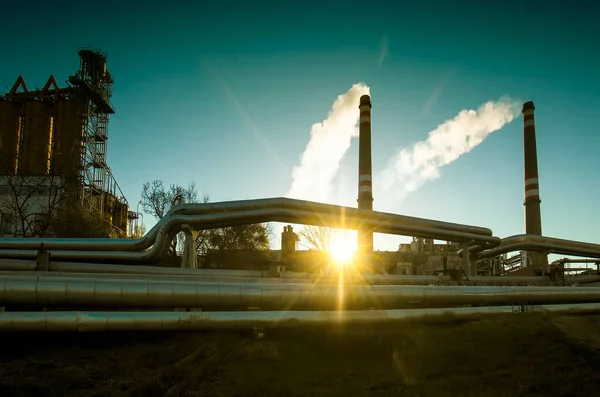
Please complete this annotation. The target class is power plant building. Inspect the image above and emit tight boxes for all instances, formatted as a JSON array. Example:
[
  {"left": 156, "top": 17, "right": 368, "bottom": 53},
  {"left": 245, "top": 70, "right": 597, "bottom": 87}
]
[{"left": 0, "top": 49, "right": 133, "bottom": 237}]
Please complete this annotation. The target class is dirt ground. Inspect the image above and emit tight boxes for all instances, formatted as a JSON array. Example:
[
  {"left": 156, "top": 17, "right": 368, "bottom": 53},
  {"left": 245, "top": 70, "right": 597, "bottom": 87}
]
[{"left": 1, "top": 313, "right": 599, "bottom": 397}]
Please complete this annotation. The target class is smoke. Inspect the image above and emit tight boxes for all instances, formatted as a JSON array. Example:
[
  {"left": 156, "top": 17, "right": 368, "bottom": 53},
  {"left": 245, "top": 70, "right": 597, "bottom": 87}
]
[
  {"left": 287, "top": 83, "right": 370, "bottom": 202},
  {"left": 381, "top": 96, "right": 521, "bottom": 195}
]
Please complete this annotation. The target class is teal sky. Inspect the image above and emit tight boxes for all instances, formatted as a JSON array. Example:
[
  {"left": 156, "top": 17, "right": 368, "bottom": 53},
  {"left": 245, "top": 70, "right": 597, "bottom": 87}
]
[{"left": 1, "top": 1, "right": 599, "bottom": 250}]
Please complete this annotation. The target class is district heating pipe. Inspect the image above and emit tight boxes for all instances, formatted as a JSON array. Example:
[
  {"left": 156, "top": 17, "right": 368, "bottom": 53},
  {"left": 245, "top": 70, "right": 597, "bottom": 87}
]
[
  {"left": 3, "top": 275, "right": 600, "bottom": 310},
  {"left": 476, "top": 234, "right": 600, "bottom": 259},
  {"left": 0, "top": 270, "right": 567, "bottom": 286},
  {"left": 0, "top": 198, "right": 493, "bottom": 252},
  {"left": 5, "top": 260, "right": 600, "bottom": 286},
  {"left": 0, "top": 209, "right": 500, "bottom": 263},
  {"left": 0, "top": 259, "right": 556, "bottom": 284},
  {"left": 2, "top": 303, "right": 600, "bottom": 332},
  {"left": 458, "top": 234, "right": 600, "bottom": 260},
  {"left": 6, "top": 268, "right": 598, "bottom": 285}
]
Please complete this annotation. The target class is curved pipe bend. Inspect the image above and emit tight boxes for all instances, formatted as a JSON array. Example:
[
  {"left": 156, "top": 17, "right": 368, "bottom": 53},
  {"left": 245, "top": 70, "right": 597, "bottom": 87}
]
[
  {"left": 476, "top": 234, "right": 600, "bottom": 259},
  {"left": 0, "top": 207, "right": 500, "bottom": 263},
  {"left": 0, "top": 197, "right": 496, "bottom": 257}
]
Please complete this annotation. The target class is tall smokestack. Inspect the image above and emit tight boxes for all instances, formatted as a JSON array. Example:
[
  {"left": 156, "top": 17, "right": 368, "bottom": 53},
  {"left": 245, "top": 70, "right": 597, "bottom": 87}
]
[
  {"left": 358, "top": 94, "right": 373, "bottom": 254},
  {"left": 522, "top": 101, "right": 547, "bottom": 268},
  {"left": 522, "top": 101, "right": 542, "bottom": 235}
]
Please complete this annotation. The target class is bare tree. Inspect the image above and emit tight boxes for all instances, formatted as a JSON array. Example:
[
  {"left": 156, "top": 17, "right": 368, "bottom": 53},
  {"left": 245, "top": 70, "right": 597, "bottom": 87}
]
[
  {"left": 0, "top": 172, "right": 72, "bottom": 237},
  {"left": 299, "top": 225, "right": 332, "bottom": 251},
  {"left": 0, "top": 171, "right": 112, "bottom": 238},
  {"left": 141, "top": 180, "right": 206, "bottom": 254},
  {"left": 141, "top": 180, "right": 203, "bottom": 219},
  {"left": 139, "top": 179, "right": 273, "bottom": 258}
]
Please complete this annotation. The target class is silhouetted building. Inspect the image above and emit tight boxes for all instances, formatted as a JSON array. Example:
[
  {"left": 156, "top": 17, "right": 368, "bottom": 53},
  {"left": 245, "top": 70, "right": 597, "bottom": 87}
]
[{"left": 0, "top": 49, "right": 134, "bottom": 236}]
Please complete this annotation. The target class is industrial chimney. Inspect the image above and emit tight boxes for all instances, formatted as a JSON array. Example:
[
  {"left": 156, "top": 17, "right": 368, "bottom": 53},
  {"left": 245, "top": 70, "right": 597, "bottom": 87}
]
[
  {"left": 522, "top": 101, "right": 542, "bottom": 235},
  {"left": 522, "top": 101, "right": 547, "bottom": 268},
  {"left": 357, "top": 94, "right": 373, "bottom": 255}
]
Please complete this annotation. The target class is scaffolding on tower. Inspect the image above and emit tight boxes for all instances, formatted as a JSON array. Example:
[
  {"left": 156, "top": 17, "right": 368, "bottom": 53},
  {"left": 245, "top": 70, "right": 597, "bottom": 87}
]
[
  {"left": 0, "top": 48, "right": 133, "bottom": 236},
  {"left": 67, "top": 48, "right": 115, "bottom": 213}
]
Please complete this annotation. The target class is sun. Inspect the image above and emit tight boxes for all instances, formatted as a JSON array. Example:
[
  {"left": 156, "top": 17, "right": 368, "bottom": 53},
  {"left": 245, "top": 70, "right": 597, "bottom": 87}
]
[{"left": 328, "top": 232, "right": 356, "bottom": 264}]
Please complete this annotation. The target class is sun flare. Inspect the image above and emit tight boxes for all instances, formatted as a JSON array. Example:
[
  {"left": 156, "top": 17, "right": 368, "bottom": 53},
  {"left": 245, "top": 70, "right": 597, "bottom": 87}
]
[{"left": 328, "top": 232, "right": 356, "bottom": 264}]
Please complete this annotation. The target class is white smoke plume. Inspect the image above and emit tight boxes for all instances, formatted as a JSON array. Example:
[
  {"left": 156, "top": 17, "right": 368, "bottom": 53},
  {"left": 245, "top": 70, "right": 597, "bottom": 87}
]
[
  {"left": 287, "top": 83, "right": 370, "bottom": 202},
  {"left": 381, "top": 96, "right": 521, "bottom": 195}
]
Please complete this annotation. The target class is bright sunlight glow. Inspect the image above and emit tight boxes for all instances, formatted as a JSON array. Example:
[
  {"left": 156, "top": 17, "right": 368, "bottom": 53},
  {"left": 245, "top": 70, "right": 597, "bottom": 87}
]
[{"left": 328, "top": 232, "right": 356, "bottom": 264}]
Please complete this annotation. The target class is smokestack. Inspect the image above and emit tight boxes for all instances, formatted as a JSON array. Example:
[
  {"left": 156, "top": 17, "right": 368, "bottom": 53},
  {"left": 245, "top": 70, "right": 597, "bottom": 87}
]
[
  {"left": 522, "top": 101, "right": 542, "bottom": 235},
  {"left": 522, "top": 101, "right": 548, "bottom": 269},
  {"left": 358, "top": 94, "right": 373, "bottom": 254}
]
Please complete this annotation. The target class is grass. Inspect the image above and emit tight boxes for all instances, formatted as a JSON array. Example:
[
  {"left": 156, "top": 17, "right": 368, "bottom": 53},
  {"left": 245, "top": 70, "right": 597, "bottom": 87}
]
[{"left": 1, "top": 313, "right": 600, "bottom": 396}]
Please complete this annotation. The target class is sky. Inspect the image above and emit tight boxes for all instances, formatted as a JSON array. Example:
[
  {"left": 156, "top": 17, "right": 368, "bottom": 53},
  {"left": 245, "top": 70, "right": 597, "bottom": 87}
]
[{"left": 1, "top": 1, "right": 599, "bottom": 252}]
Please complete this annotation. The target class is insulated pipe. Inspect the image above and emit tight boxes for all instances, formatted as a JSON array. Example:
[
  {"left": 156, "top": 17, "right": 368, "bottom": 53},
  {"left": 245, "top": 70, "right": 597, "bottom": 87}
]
[
  {"left": 0, "top": 270, "right": 561, "bottom": 286},
  {"left": 552, "top": 258, "right": 600, "bottom": 265},
  {"left": 0, "top": 259, "right": 270, "bottom": 277},
  {"left": 2, "top": 303, "right": 600, "bottom": 332},
  {"left": 0, "top": 271, "right": 324, "bottom": 284},
  {"left": 0, "top": 209, "right": 500, "bottom": 263},
  {"left": 168, "top": 198, "right": 492, "bottom": 236},
  {"left": 0, "top": 259, "right": 555, "bottom": 284},
  {"left": 0, "top": 197, "right": 493, "bottom": 252},
  {"left": 3, "top": 275, "right": 600, "bottom": 309},
  {"left": 478, "top": 234, "right": 600, "bottom": 259},
  {"left": 567, "top": 274, "right": 600, "bottom": 284}
]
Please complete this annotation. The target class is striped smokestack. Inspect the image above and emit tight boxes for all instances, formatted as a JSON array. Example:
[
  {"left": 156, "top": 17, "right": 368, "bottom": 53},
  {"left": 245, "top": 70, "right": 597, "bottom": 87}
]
[
  {"left": 522, "top": 101, "right": 548, "bottom": 269},
  {"left": 358, "top": 94, "right": 373, "bottom": 254},
  {"left": 522, "top": 101, "right": 542, "bottom": 235}
]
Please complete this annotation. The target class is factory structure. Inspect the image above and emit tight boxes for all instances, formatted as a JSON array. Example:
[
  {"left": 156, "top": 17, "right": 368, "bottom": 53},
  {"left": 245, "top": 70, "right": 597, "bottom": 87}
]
[
  {"left": 201, "top": 96, "right": 549, "bottom": 277},
  {"left": 3, "top": 51, "right": 600, "bottom": 337},
  {"left": 275, "top": 97, "right": 548, "bottom": 276},
  {"left": 0, "top": 49, "right": 133, "bottom": 237},
  {"left": 0, "top": 46, "right": 550, "bottom": 275},
  {"left": 351, "top": 95, "right": 548, "bottom": 276}
]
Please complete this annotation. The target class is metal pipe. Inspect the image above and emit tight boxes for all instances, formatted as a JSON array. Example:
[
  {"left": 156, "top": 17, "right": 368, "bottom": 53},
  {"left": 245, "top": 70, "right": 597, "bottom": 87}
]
[
  {"left": 2, "top": 303, "right": 600, "bottom": 332},
  {"left": 44, "top": 261, "right": 266, "bottom": 277},
  {"left": 565, "top": 274, "right": 600, "bottom": 284},
  {"left": 0, "top": 209, "right": 500, "bottom": 263},
  {"left": 0, "top": 271, "right": 319, "bottom": 284},
  {"left": 0, "top": 259, "right": 554, "bottom": 284},
  {"left": 169, "top": 198, "right": 493, "bottom": 236},
  {"left": 0, "top": 270, "right": 562, "bottom": 286},
  {"left": 0, "top": 259, "right": 36, "bottom": 271},
  {"left": 552, "top": 258, "right": 600, "bottom": 264},
  {"left": 478, "top": 234, "right": 600, "bottom": 259},
  {"left": 3, "top": 275, "right": 600, "bottom": 310},
  {"left": 0, "top": 197, "right": 494, "bottom": 253},
  {"left": 457, "top": 245, "right": 484, "bottom": 257}
]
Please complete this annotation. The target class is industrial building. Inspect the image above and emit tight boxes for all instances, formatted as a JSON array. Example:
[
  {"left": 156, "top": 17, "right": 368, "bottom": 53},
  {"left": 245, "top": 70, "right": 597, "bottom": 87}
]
[
  {"left": 141, "top": 95, "right": 549, "bottom": 278},
  {"left": 0, "top": 49, "right": 133, "bottom": 237}
]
